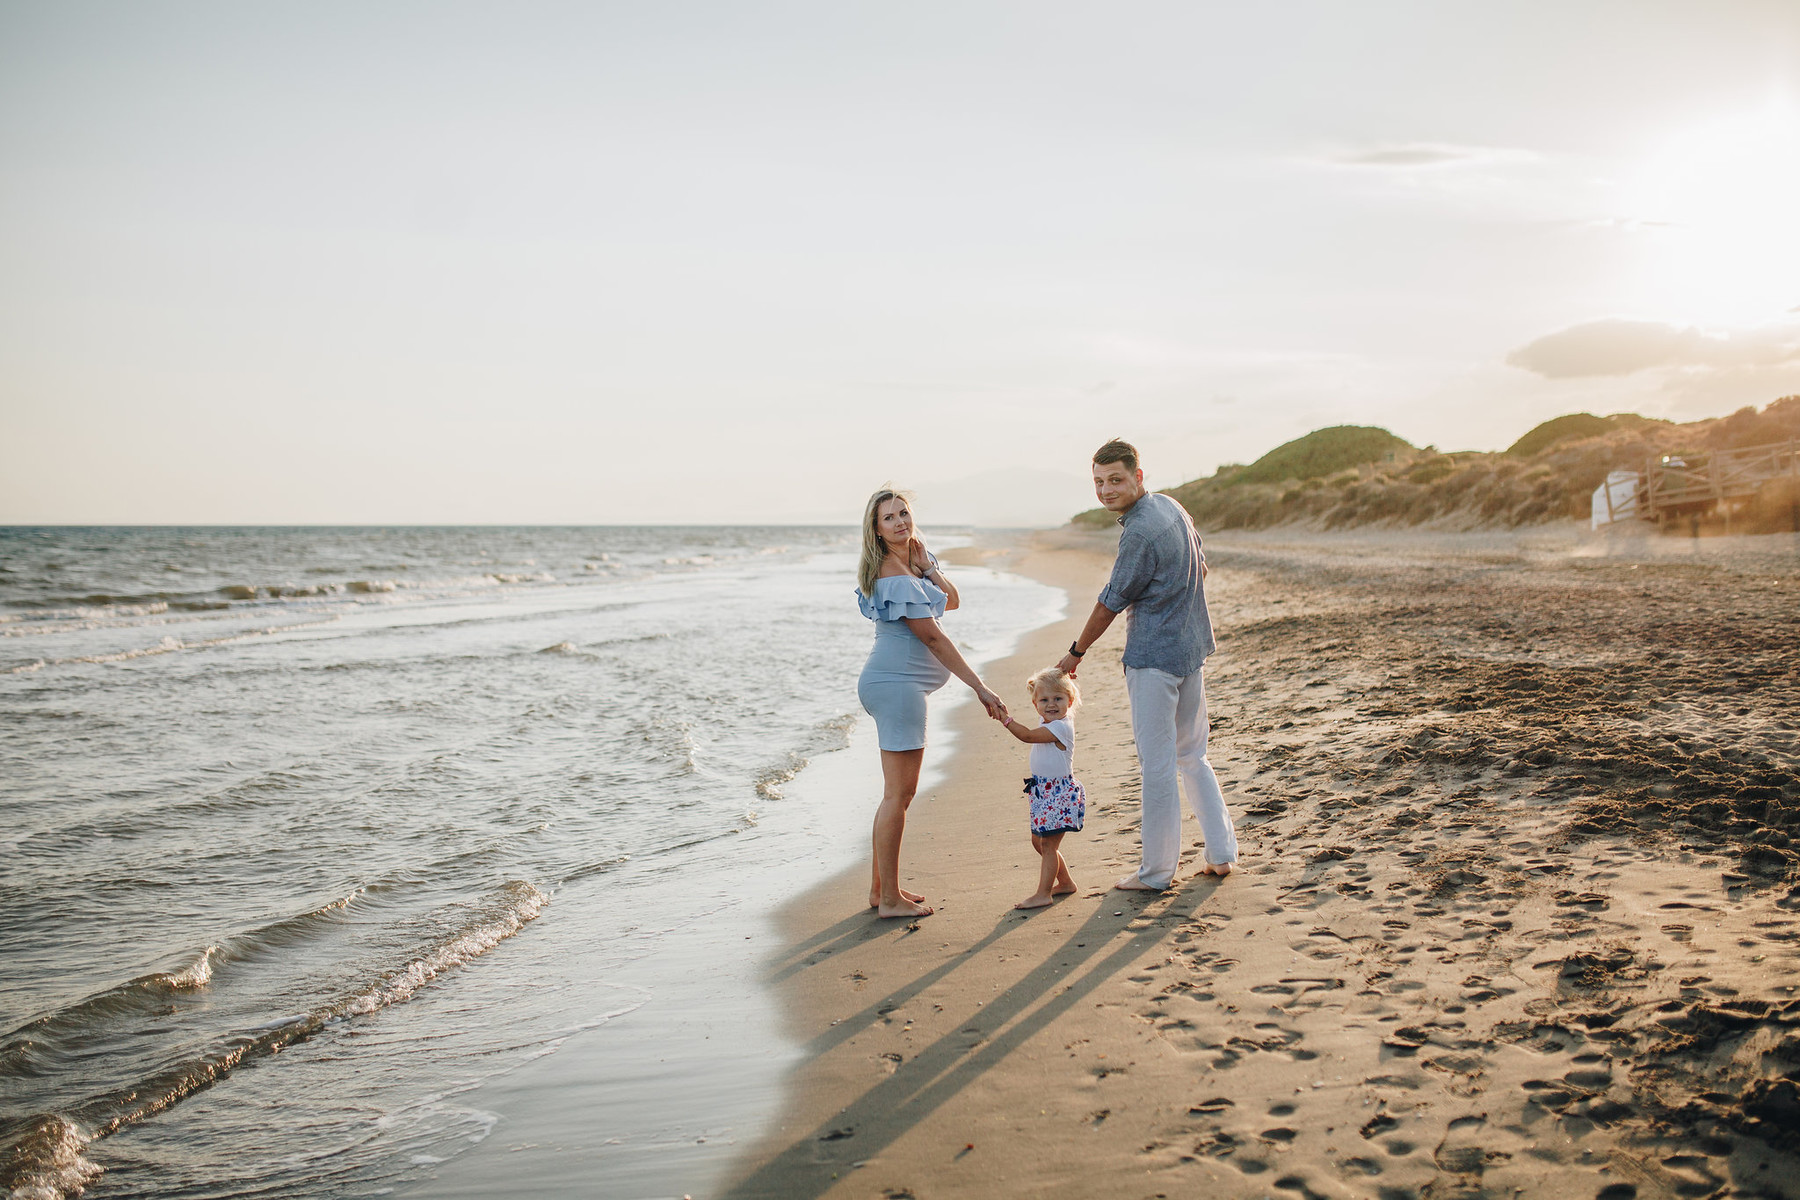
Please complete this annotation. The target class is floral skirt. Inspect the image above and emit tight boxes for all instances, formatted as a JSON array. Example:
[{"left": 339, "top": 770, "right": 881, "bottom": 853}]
[{"left": 1024, "top": 774, "right": 1086, "bottom": 835}]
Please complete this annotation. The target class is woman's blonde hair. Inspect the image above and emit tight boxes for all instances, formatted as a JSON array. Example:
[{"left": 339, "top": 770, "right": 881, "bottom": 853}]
[
  {"left": 858, "top": 486, "right": 914, "bottom": 596},
  {"left": 1026, "top": 666, "right": 1081, "bottom": 710}
]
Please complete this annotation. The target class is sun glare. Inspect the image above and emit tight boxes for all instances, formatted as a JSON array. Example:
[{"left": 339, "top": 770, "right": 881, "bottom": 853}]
[{"left": 1631, "top": 101, "right": 1800, "bottom": 324}]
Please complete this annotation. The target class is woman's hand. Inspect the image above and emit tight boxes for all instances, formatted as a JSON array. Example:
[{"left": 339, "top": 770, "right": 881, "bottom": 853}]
[
  {"left": 976, "top": 686, "right": 1008, "bottom": 723},
  {"left": 907, "top": 536, "right": 932, "bottom": 577}
]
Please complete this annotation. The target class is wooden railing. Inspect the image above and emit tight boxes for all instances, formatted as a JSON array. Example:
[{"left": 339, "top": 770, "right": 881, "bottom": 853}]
[{"left": 1642, "top": 439, "right": 1799, "bottom": 518}]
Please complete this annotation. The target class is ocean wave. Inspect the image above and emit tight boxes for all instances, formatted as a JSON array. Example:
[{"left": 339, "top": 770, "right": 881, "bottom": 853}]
[
  {"left": 752, "top": 712, "right": 858, "bottom": 801},
  {"left": 0, "top": 889, "right": 362, "bottom": 1078},
  {"left": 3, "top": 568, "right": 568, "bottom": 623},
  {"left": 1, "top": 605, "right": 276, "bottom": 638},
  {"left": 560, "top": 855, "right": 631, "bottom": 885},
  {"left": 339, "top": 881, "right": 547, "bottom": 1015},
  {"left": 753, "top": 751, "right": 807, "bottom": 802},
  {"left": 0, "top": 882, "right": 547, "bottom": 1200},
  {"left": 3, "top": 592, "right": 180, "bottom": 612},
  {"left": 0, "top": 1116, "right": 101, "bottom": 1200},
  {"left": 10, "top": 619, "right": 339, "bottom": 672},
  {"left": 534, "top": 630, "right": 671, "bottom": 659}
]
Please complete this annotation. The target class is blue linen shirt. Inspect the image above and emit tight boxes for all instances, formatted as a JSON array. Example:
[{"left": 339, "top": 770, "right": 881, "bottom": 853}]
[{"left": 1096, "top": 492, "right": 1215, "bottom": 676}]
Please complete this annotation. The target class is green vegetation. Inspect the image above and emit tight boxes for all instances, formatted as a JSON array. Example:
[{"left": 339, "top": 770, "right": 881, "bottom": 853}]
[
  {"left": 1071, "top": 396, "right": 1800, "bottom": 532},
  {"left": 1229, "top": 425, "right": 1413, "bottom": 486},
  {"left": 1505, "top": 413, "right": 1612, "bottom": 457}
]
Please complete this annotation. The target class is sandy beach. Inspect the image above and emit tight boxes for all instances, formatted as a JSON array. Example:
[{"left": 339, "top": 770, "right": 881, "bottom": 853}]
[{"left": 723, "top": 525, "right": 1800, "bottom": 1200}]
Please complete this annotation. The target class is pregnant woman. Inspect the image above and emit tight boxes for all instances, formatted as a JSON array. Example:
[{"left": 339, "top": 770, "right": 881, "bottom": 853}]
[{"left": 857, "top": 487, "right": 1007, "bottom": 919}]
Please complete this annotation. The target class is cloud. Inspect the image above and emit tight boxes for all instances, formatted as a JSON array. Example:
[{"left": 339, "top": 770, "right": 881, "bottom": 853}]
[
  {"left": 1330, "top": 143, "right": 1540, "bottom": 170},
  {"left": 1506, "top": 318, "right": 1800, "bottom": 379}
]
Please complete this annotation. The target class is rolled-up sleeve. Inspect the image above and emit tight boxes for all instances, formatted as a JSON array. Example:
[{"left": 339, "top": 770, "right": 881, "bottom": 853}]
[{"left": 1098, "top": 532, "right": 1155, "bottom": 612}]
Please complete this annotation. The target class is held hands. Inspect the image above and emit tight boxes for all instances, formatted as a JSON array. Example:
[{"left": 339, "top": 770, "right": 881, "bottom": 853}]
[
  {"left": 976, "top": 686, "right": 1008, "bottom": 723},
  {"left": 1056, "top": 652, "right": 1081, "bottom": 677}
]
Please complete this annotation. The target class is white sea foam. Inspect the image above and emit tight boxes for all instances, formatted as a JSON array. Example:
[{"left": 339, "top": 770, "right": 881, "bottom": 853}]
[
  {"left": 339, "top": 882, "right": 548, "bottom": 1017},
  {"left": 28, "top": 619, "right": 339, "bottom": 670},
  {"left": 2, "top": 1116, "right": 102, "bottom": 1200},
  {"left": 162, "top": 947, "right": 219, "bottom": 991}
]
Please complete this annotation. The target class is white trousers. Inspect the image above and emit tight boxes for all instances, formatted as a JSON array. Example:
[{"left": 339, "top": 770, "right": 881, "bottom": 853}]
[{"left": 1124, "top": 666, "right": 1238, "bottom": 888}]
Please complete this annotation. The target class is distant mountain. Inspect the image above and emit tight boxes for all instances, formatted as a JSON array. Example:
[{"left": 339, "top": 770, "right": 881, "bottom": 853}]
[{"left": 1072, "top": 397, "right": 1800, "bottom": 532}]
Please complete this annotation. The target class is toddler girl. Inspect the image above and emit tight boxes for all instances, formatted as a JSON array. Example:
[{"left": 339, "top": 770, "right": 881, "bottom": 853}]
[{"left": 1000, "top": 667, "right": 1086, "bottom": 910}]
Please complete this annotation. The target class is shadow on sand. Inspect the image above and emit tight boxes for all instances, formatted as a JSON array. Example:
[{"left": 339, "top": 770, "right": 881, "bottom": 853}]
[{"left": 724, "top": 878, "right": 1225, "bottom": 1199}]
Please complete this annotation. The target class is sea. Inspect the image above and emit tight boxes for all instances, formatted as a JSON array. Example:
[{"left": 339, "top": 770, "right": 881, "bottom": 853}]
[{"left": 0, "top": 526, "right": 1064, "bottom": 1200}]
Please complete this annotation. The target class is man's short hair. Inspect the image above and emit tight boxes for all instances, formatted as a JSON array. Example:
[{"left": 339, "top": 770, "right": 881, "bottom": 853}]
[{"left": 1092, "top": 438, "right": 1139, "bottom": 474}]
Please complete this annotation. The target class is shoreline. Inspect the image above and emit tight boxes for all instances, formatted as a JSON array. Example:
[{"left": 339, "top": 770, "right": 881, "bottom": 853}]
[{"left": 722, "top": 526, "right": 1800, "bottom": 1200}]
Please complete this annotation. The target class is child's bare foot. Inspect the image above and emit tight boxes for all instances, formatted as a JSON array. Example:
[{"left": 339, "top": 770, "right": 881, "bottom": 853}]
[
  {"left": 1113, "top": 872, "right": 1165, "bottom": 891},
  {"left": 876, "top": 898, "right": 934, "bottom": 919},
  {"left": 1014, "top": 893, "right": 1053, "bottom": 910},
  {"left": 869, "top": 887, "right": 926, "bottom": 908},
  {"left": 1051, "top": 880, "right": 1077, "bottom": 896},
  {"left": 1200, "top": 862, "right": 1234, "bottom": 877}
]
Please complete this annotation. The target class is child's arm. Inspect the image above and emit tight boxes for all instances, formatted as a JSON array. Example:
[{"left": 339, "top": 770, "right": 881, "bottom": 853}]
[{"left": 1001, "top": 717, "right": 1066, "bottom": 750}]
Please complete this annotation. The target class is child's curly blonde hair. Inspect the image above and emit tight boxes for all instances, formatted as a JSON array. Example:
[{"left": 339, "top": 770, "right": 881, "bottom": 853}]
[{"left": 1026, "top": 666, "right": 1081, "bottom": 711}]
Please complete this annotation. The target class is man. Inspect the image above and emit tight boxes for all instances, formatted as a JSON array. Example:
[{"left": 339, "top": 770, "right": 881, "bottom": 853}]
[{"left": 1058, "top": 439, "right": 1238, "bottom": 890}]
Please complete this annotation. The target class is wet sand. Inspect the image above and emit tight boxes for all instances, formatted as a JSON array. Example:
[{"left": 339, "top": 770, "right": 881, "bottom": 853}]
[{"left": 723, "top": 524, "right": 1800, "bottom": 1200}]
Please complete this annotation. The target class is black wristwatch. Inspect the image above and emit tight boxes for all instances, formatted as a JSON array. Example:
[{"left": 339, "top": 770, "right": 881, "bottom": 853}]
[{"left": 1068, "top": 641, "right": 1086, "bottom": 658}]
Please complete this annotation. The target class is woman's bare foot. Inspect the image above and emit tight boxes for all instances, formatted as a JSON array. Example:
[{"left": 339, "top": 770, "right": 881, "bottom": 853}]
[
  {"left": 876, "top": 898, "right": 934, "bottom": 919},
  {"left": 1014, "top": 893, "right": 1053, "bottom": 910},
  {"left": 869, "top": 887, "right": 926, "bottom": 908},
  {"left": 1200, "top": 862, "right": 1234, "bottom": 877},
  {"left": 1113, "top": 873, "right": 1165, "bottom": 891},
  {"left": 1051, "top": 881, "right": 1077, "bottom": 896}
]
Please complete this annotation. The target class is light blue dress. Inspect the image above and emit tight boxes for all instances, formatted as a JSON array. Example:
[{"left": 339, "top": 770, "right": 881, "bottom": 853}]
[{"left": 856, "top": 574, "right": 951, "bottom": 752}]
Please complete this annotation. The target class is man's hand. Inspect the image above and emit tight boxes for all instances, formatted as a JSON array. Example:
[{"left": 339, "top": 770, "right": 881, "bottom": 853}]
[{"left": 1061, "top": 602, "right": 1117, "bottom": 680}]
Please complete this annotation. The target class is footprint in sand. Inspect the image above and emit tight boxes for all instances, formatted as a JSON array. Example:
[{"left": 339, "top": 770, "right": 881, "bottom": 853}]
[{"left": 1359, "top": 1114, "right": 1399, "bottom": 1139}]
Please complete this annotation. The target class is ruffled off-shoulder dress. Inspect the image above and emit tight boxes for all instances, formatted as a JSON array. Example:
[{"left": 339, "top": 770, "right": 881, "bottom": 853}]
[{"left": 856, "top": 574, "right": 951, "bottom": 752}]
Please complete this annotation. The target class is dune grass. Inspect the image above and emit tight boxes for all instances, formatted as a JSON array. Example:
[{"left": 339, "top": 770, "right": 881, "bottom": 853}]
[{"left": 1073, "top": 397, "right": 1800, "bottom": 532}]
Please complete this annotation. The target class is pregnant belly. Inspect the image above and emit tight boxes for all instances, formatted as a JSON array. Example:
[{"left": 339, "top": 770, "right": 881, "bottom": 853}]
[{"left": 860, "top": 630, "right": 951, "bottom": 691}]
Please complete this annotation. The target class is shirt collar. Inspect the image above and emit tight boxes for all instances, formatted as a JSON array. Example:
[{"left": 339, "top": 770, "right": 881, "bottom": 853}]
[{"left": 1116, "top": 491, "right": 1151, "bottom": 526}]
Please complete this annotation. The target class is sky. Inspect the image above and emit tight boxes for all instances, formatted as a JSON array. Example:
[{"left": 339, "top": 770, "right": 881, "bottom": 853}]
[{"left": 3, "top": 1, "right": 1800, "bottom": 526}]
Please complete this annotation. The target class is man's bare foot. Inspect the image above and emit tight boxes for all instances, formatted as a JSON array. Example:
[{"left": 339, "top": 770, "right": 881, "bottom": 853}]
[
  {"left": 876, "top": 899, "right": 934, "bottom": 919},
  {"left": 1051, "top": 881, "right": 1077, "bottom": 896},
  {"left": 1113, "top": 873, "right": 1165, "bottom": 891},
  {"left": 869, "top": 887, "right": 926, "bottom": 908},
  {"left": 1014, "top": 893, "right": 1053, "bottom": 910},
  {"left": 1200, "top": 862, "right": 1234, "bottom": 877}
]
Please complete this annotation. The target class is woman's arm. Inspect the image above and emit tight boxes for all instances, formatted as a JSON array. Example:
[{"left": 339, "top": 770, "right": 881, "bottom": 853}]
[
  {"left": 1001, "top": 717, "right": 1066, "bottom": 748},
  {"left": 910, "top": 540, "right": 959, "bottom": 610},
  {"left": 927, "top": 559, "right": 959, "bottom": 610},
  {"left": 902, "top": 615, "right": 1004, "bottom": 719}
]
